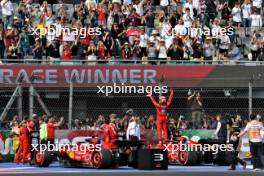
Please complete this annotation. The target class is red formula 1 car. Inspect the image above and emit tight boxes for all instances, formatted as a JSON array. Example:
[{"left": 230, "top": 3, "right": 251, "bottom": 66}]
[
  {"left": 149, "top": 135, "right": 232, "bottom": 166},
  {"left": 35, "top": 137, "right": 144, "bottom": 169},
  {"left": 149, "top": 136, "right": 202, "bottom": 166}
]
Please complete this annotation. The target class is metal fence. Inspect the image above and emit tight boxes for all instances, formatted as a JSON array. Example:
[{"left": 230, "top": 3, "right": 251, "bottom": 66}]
[{"left": 0, "top": 83, "right": 264, "bottom": 129}]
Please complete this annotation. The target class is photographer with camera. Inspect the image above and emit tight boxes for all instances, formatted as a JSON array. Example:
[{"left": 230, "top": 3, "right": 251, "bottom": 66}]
[{"left": 187, "top": 90, "right": 203, "bottom": 129}]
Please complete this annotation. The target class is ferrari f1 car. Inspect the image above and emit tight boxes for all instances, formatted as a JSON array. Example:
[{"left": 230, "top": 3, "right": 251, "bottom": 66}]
[
  {"left": 34, "top": 136, "right": 144, "bottom": 168},
  {"left": 149, "top": 135, "right": 232, "bottom": 166}
]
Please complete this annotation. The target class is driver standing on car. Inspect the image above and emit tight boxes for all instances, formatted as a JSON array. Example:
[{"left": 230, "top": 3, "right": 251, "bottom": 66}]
[{"left": 148, "top": 88, "right": 174, "bottom": 144}]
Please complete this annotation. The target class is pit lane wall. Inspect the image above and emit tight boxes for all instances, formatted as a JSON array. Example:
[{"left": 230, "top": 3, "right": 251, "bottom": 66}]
[
  {"left": 0, "top": 129, "right": 217, "bottom": 162},
  {"left": 0, "top": 65, "right": 264, "bottom": 88}
]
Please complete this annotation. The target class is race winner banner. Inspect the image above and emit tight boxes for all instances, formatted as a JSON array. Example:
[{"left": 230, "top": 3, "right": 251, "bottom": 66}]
[{"left": 0, "top": 65, "right": 214, "bottom": 88}]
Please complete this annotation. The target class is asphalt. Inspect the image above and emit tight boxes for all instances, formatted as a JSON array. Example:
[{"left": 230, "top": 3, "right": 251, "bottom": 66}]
[{"left": 0, "top": 162, "right": 263, "bottom": 176}]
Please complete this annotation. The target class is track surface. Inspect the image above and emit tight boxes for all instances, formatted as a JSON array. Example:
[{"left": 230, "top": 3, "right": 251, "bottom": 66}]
[{"left": 0, "top": 162, "right": 263, "bottom": 176}]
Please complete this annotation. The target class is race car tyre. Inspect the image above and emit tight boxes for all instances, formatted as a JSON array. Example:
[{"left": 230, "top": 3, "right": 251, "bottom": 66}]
[
  {"left": 178, "top": 150, "right": 198, "bottom": 166},
  {"left": 35, "top": 150, "right": 52, "bottom": 167},
  {"left": 92, "top": 149, "right": 113, "bottom": 168}
]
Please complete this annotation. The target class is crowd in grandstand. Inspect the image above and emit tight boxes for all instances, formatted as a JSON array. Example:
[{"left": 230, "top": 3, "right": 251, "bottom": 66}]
[{"left": 0, "top": 0, "right": 263, "bottom": 63}]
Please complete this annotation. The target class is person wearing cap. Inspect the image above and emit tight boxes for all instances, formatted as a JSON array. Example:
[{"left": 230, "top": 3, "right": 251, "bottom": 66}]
[
  {"left": 147, "top": 88, "right": 174, "bottom": 144},
  {"left": 149, "top": 30, "right": 160, "bottom": 47}
]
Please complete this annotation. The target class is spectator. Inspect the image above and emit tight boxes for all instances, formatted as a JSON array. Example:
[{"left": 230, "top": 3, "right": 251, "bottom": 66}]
[
  {"left": 177, "top": 115, "right": 188, "bottom": 129},
  {"left": 218, "top": 33, "right": 231, "bottom": 60},
  {"left": 203, "top": 37, "right": 214, "bottom": 62},
  {"left": 131, "top": 38, "right": 141, "bottom": 64},
  {"left": 209, "top": 115, "right": 218, "bottom": 129},
  {"left": 231, "top": 2, "right": 242, "bottom": 27},
  {"left": 250, "top": 8, "right": 262, "bottom": 32},
  {"left": 147, "top": 41, "right": 157, "bottom": 64},
  {"left": 229, "top": 43, "right": 241, "bottom": 61},
  {"left": 32, "top": 38, "right": 43, "bottom": 62},
  {"left": 157, "top": 39, "right": 167, "bottom": 64},
  {"left": 250, "top": 33, "right": 259, "bottom": 61},
  {"left": 17, "top": 28, "right": 31, "bottom": 59},
  {"left": 146, "top": 114, "right": 157, "bottom": 130},
  {"left": 214, "top": 114, "right": 228, "bottom": 143},
  {"left": 241, "top": 0, "right": 252, "bottom": 36},
  {"left": 187, "top": 91, "right": 203, "bottom": 129},
  {"left": 144, "top": 9, "right": 155, "bottom": 37},
  {"left": 1, "top": 0, "right": 14, "bottom": 29}
]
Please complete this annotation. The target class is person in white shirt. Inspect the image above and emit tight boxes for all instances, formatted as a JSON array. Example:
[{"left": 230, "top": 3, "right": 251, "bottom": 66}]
[
  {"left": 164, "top": 28, "right": 174, "bottom": 49},
  {"left": 139, "top": 27, "right": 148, "bottom": 57},
  {"left": 1, "top": 0, "right": 13, "bottom": 29},
  {"left": 250, "top": 10, "right": 262, "bottom": 32},
  {"left": 160, "top": 18, "right": 172, "bottom": 37},
  {"left": 241, "top": 0, "right": 252, "bottom": 35},
  {"left": 157, "top": 39, "right": 167, "bottom": 64},
  {"left": 219, "top": 34, "right": 231, "bottom": 59},
  {"left": 231, "top": 2, "right": 242, "bottom": 27},
  {"left": 126, "top": 116, "right": 141, "bottom": 141},
  {"left": 174, "top": 19, "right": 186, "bottom": 36},
  {"left": 238, "top": 114, "right": 264, "bottom": 171},
  {"left": 183, "top": 8, "right": 193, "bottom": 28}
]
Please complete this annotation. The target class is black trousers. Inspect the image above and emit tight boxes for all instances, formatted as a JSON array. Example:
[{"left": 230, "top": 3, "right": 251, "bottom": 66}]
[
  {"left": 250, "top": 142, "right": 263, "bottom": 169},
  {"left": 231, "top": 151, "right": 246, "bottom": 169}
]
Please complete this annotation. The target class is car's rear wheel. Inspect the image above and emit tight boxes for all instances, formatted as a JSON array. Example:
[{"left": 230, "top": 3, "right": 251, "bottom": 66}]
[
  {"left": 35, "top": 150, "right": 52, "bottom": 167},
  {"left": 92, "top": 149, "right": 113, "bottom": 168},
  {"left": 178, "top": 150, "right": 198, "bottom": 166}
]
